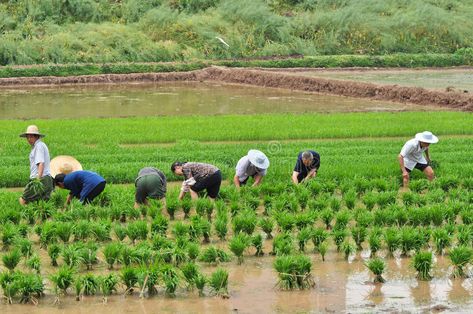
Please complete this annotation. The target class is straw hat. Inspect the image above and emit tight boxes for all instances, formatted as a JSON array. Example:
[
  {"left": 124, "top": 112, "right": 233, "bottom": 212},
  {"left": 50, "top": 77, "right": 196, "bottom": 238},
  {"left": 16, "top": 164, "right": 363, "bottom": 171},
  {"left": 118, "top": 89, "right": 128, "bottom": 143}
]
[
  {"left": 19, "top": 125, "right": 45, "bottom": 138},
  {"left": 415, "top": 131, "right": 439, "bottom": 144},
  {"left": 247, "top": 149, "right": 270, "bottom": 170},
  {"left": 50, "top": 155, "right": 83, "bottom": 177}
]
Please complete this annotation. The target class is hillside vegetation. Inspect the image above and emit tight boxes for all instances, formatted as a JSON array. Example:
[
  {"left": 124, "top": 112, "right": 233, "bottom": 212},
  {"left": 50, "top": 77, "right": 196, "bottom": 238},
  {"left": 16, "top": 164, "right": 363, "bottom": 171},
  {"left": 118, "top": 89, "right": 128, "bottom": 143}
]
[{"left": 1, "top": 0, "right": 473, "bottom": 65}]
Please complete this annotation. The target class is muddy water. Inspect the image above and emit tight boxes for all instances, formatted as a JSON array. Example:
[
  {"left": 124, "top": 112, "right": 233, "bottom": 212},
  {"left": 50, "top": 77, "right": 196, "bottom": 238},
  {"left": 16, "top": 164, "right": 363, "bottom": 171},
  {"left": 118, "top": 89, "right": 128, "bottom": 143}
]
[
  {"left": 0, "top": 82, "right": 439, "bottom": 119},
  {"left": 2, "top": 249, "right": 472, "bottom": 313},
  {"left": 278, "top": 68, "right": 473, "bottom": 92}
]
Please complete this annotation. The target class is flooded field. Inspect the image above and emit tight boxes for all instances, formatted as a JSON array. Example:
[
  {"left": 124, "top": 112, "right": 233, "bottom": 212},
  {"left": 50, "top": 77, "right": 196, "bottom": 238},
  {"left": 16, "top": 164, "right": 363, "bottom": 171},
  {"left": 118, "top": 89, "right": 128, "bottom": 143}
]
[
  {"left": 0, "top": 82, "right": 440, "bottom": 119},
  {"left": 276, "top": 68, "right": 473, "bottom": 92}
]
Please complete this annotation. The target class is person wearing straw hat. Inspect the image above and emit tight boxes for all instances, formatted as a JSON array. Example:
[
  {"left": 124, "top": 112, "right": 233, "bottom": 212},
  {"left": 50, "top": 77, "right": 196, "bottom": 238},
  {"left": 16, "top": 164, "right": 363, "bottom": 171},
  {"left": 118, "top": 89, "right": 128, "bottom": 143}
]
[
  {"left": 292, "top": 150, "right": 321, "bottom": 184},
  {"left": 54, "top": 170, "right": 106, "bottom": 205},
  {"left": 234, "top": 150, "right": 270, "bottom": 189},
  {"left": 134, "top": 167, "right": 167, "bottom": 209},
  {"left": 19, "top": 125, "right": 54, "bottom": 205},
  {"left": 398, "top": 131, "right": 439, "bottom": 188}
]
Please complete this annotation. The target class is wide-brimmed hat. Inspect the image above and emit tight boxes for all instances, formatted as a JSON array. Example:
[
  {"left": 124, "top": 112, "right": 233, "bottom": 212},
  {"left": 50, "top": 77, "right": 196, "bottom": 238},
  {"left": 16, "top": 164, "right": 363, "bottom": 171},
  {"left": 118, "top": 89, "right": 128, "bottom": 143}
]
[
  {"left": 415, "top": 131, "right": 439, "bottom": 144},
  {"left": 19, "top": 125, "right": 45, "bottom": 138},
  {"left": 50, "top": 155, "right": 83, "bottom": 177},
  {"left": 247, "top": 149, "right": 270, "bottom": 170}
]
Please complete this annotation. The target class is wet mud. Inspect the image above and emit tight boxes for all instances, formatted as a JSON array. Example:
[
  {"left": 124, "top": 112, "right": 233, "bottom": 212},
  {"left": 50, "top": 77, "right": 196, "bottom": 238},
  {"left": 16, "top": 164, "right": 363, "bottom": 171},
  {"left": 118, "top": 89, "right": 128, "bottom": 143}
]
[{"left": 0, "top": 67, "right": 472, "bottom": 111}]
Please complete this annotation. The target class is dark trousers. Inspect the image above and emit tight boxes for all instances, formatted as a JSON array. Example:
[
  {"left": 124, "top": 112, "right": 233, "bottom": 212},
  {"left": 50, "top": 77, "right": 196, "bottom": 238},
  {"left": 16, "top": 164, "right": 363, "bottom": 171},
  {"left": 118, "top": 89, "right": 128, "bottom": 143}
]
[{"left": 83, "top": 181, "right": 106, "bottom": 204}]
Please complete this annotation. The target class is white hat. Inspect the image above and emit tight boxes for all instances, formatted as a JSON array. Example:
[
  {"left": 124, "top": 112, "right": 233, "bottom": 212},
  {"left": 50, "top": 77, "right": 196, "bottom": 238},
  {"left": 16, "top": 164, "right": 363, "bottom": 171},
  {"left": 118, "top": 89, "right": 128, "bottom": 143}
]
[
  {"left": 247, "top": 149, "right": 270, "bottom": 170},
  {"left": 50, "top": 155, "right": 83, "bottom": 177},
  {"left": 19, "top": 125, "right": 45, "bottom": 138},
  {"left": 415, "top": 131, "right": 439, "bottom": 144}
]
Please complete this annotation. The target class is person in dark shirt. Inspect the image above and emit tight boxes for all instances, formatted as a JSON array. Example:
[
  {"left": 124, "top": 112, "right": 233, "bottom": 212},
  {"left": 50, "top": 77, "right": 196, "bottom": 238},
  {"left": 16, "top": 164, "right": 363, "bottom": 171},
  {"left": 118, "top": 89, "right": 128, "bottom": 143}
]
[
  {"left": 54, "top": 170, "right": 106, "bottom": 205},
  {"left": 134, "top": 167, "right": 167, "bottom": 209},
  {"left": 171, "top": 161, "right": 221, "bottom": 200},
  {"left": 292, "top": 150, "right": 320, "bottom": 184}
]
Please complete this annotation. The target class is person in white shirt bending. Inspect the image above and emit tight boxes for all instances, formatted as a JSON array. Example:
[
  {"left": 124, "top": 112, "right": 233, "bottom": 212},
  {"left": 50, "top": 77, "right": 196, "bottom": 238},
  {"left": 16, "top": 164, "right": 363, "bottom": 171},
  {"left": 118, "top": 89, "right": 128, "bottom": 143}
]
[
  {"left": 234, "top": 150, "right": 270, "bottom": 189},
  {"left": 398, "top": 131, "right": 438, "bottom": 188}
]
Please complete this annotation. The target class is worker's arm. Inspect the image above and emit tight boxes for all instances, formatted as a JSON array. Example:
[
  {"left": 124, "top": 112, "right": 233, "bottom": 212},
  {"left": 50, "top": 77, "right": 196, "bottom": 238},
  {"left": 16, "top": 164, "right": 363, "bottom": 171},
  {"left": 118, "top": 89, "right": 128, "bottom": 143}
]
[
  {"left": 292, "top": 171, "right": 300, "bottom": 184},
  {"left": 37, "top": 162, "right": 44, "bottom": 178},
  {"left": 253, "top": 174, "right": 263, "bottom": 187},
  {"left": 425, "top": 148, "right": 431, "bottom": 164},
  {"left": 233, "top": 175, "right": 241, "bottom": 189}
]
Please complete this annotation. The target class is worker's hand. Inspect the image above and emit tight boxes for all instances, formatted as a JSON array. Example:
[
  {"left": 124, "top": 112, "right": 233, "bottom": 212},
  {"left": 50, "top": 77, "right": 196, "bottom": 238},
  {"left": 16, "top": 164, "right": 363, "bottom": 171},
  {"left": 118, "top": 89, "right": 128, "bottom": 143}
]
[{"left": 402, "top": 171, "right": 409, "bottom": 181}]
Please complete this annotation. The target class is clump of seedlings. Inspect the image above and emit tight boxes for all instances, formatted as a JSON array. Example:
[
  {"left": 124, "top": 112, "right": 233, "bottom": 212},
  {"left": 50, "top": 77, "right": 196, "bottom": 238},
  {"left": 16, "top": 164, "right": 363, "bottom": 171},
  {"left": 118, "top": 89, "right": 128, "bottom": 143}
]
[
  {"left": 103, "top": 242, "right": 123, "bottom": 269},
  {"left": 209, "top": 268, "right": 229, "bottom": 298},
  {"left": 2, "top": 249, "right": 21, "bottom": 271},
  {"left": 271, "top": 232, "right": 294, "bottom": 256},
  {"left": 199, "top": 246, "right": 231, "bottom": 264},
  {"left": 384, "top": 228, "right": 401, "bottom": 257},
  {"left": 365, "top": 258, "right": 386, "bottom": 283},
  {"left": 412, "top": 251, "right": 433, "bottom": 281},
  {"left": 320, "top": 208, "right": 334, "bottom": 230},
  {"left": 99, "top": 273, "right": 119, "bottom": 303},
  {"left": 448, "top": 246, "right": 473, "bottom": 278},
  {"left": 341, "top": 240, "right": 356, "bottom": 261},
  {"left": 273, "top": 255, "right": 315, "bottom": 290},
  {"left": 161, "top": 264, "right": 180, "bottom": 296},
  {"left": 214, "top": 215, "right": 228, "bottom": 241},
  {"left": 50, "top": 266, "right": 75, "bottom": 297},
  {"left": 151, "top": 214, "right": 169, "bottom": 236},
  {"left": 180, "top": 198, "right": 193, "bottom": 219},
  {"left": 297, "top": 227, "right": 313, "bottom": 253},
  {"left": 432, "top": 227, "right": 451, "bottom": 255},
  {"left": 229, "top": 233, "right": 251, "bottom": 264},
  {"left": 232, "top": 209, "right": 257, "bottom": 235},
  {"left": 252, "top": 234, "right": 264, "bottom": 256},
  {"left": 259, "top": 217, "right": 274, "bottom": 239},
  {"left": 368, "top": 228, "right": 382, "bottom": 257},
  {"left": 121, "top": 266, "right": 138, "bottom": 294},
  {"left": 351, "top": 226, "right": 367, "bottom": 251},
  {"left": 166, "top": 198, "right": 179, "bottom": 220}
]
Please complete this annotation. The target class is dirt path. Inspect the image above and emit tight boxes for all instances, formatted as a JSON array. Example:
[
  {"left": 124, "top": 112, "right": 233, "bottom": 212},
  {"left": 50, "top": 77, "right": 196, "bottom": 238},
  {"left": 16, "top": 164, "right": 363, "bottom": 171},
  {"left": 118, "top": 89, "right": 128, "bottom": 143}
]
[{"left": 0, "top": 67, "right": 472, "bottom": 111}]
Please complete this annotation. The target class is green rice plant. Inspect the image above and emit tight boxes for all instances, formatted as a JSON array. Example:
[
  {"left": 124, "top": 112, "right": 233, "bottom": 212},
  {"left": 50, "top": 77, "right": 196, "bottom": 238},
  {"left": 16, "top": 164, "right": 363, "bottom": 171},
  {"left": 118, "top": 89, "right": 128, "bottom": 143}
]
[
  {"left": 448, "top": 246, "right": 473, "bottom": 278},
  {"left": 432, "top": 227, "right": 451, "bottom": 255},
  {"left": 342, "top": 240, "right": 356, "bottom": 260},
  {"left": 0, "top": 272, "right": 18, "bottom": 304},
  {"left": 355, "top": 210, "right": 374, "bottom": 228},
  {"left": 181, "top": 262, "right": 200, "bottom": 290},
  {"left": 62, "top": 244, "right": 82, "bottom": 268},
  {"left": 191, "top": 215, "right": 211, "bottom": 243},
  {"left": 2, "top": 223, "right": 18, "bottom": 248},
  {"left": 456, "top": 225, "right": 473, "bottom": 246},
  {"left": 80, "top": 274, "right": 98, "bottom": 296},
  {"left": 407, "top": 207, "right": 430, "bottom": 227},
  {"left": 297, "top": 227, "right": 313, "bottom": 253},
  {"left": 151, "top": 214, "right": 169, "bottom": 236},
  {"left": 368, "top": 228, "right": 382, "bottom": 257},
  {"left": 362, "top": 192, "right": 377, "bottom": 210},
  {"left": 14, "top": 237, "right": 33, "bottom": 259},
  {"left": 120, "top": 245, "right": 139, "bottom": 266},
  {"left": 437, "top": 176, "right": 460, "bottom": 192},
  {"left": 166, "top": 198, "right": 179, "bottom": 220},
  {"left": 17, "top": 224, "right": 29, "bottom": 238},
  {"left": 232, "top": 209, "right": 257, "bottom": 235},
  {"left": 330, "top": 197, "right": 342, "bottom": 211},
  {"left": 252, "top": 234, "right": 264, "bottom": 256},
  {"left": 170, "top": 243, "right": 188, "bottom": 266},
  {"left": 402, "top": 191, "right": 418, "bottom": 206},
  {"left": 73, "top": 220, "right": 91, "bottom": 241},
  {"left": 373, "top": 208, "right": 396, "bottom": 227},
  {"left": 50, "top": 266, "right": 75, "bottom": 295},
  {"left": 2, "top": 249, "right": 21, "bottom": 271},
  {"left": 195, "top": 273, "right": 207, "bottom": 297},
  {"left": 309, "top": 195, "right": 330, "bottom": 212},
  {"left": 365, "top": 258, "right": 386, "bottom": 283},
  {"left": 334, "top": 210, "right": 351, "bottom": 230},
  {"left": 295, "top": 212, "right": 315, "bottom": 231},
  {"left": 274, "top": 255, "right": 314, "bottom": 290},
  {"left": 121, "top": 266, "right": 138, "bottom": 294},
  {"left": 195, "top": 198, "right": 213, "bottom": 219},
  {"left": 230, "top": 201, "right": 241, "bottom": 217},
  {"left": 332, "top": 228, "right": 349, "bottom": 252},
  {"left": 263, "top": 195, "right": 273, "bottom": 216},
  {"left": 410, "top": 180, "right": 429, "bottom": 193},
  {"left": 137, "top": 265, "right": 160, "bottom": 297},
  {"left": 186, "top": 242, "right": 200, "bottom": 261},
  {"left": 103, "top": 242, "right": 123, "bottom": 270},
  {"left": 400, "top": 226, "right": 418, "bottom": 257},
  {"left": 318, "top": 241, "right": 328, "bottom": 262},
  {"left": 214, "top": 216, "right": 228, "bottom": 240},
  {"left": 180, "top": 198, "right": 193, "bottom": 219},
  {"left": 172, "top": 221, "right": 190, "bottom": 239},
  {"left": 417, "top": 227, "right": 431, "bottom": 250},
  {"left": 78, "top": 242, "right": 98, "bottom": 270},
  {"left": 99, "top": 273, "right": 119, "bottom": 302},
  {"left": 271, "top": 232, "right": 294, "bottom": 256},
  {"left": 394, "top": 208, "right": 408, "bottom": 227},
  {"left": 320, "top": 208, "right": 334, "bottom": 229},
  {"left": 274, "top": 210, "right": 296, "bottom": 233},
  {"left": 311, "top": 227, "right": 329, "bottom": 250},
  {"left": 343, "top": 189, "right": 357, "bottom": 210},
  {"left": 460, "top": 208, "right": 473, "bottom": 225},
  {"left": 412, "top": 251, "right": 433, "bottom": 281},
  {"left": 199, "top": 246, "right": 231, "bottom": 264},
  {"left": 48, "top": 244, "right": 61, "bottom": 266},
  {"left": 74, "top": 276, "right": 83, "bottom": 301},
  {"left": 229, "top": 233, "right": 251, "bottom": 264},
  {"left": 26, "top": 254, "right": 41, "bottom": 274},
  {"left": 259, "top": 217, "right": 274, "bottom": 239},
  {"left": 161, "top": 264, "right": 180, "bottom": 296},
  {"left": 56, "top": 222, "right": 73, "bottom": 243},
  {"left": 91, "top": 221, "right": 112, "bottom": 242},
  {"left": 426, "top": 188, "right": 446, "bottom": 204},
  {"left": 384, "top": 228, "right": 401, "bottom": 257},
  {"left": 113, "top": 223, "right": 127, "bottom": 241},
  {"left": 245, "top": 195, "right": 260, "bottom": 211},
  {"left": 376, "top": 192, "right": 397, "bottom": 208},
  {"left": 15, "top": 272, "right": 44, "bottom": 304},
  {"left": 296, "top": 188, "right": 310, "bottom": 209},
  {"left": 126, "top": 220, "right": 148, "bottom": 244},
  {"left": 351, "top": 226, "right": 367, "bottom": 251},
  {"left": 209, "top": 268, "right": 229, "bottom": 297}
]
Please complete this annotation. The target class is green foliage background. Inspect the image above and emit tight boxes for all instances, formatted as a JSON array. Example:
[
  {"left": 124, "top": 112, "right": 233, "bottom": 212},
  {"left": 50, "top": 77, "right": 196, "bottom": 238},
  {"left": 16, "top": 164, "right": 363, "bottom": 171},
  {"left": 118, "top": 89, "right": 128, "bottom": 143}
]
[{"left": 1, "top": 0, "right": 473, "bottom": 65}]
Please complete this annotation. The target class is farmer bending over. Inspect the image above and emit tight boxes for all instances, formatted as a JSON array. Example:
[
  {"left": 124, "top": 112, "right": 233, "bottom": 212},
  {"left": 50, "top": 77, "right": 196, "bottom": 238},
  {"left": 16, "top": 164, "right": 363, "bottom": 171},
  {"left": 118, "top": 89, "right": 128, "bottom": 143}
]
[
  {"left": 292, "top": 150, "right": 320, "bottom": 184},
  {"left": 171, "top": 161, "right": 222, "bottom": 201},
  {"left": 234, "top": 149, "right": 270, "bottom": 189},
  {"left": 54, "top": 170, "right": 106, "bottom": 205},
  {"left": 398, "top": 131, "right": 438, "bottom": 188},
  {"left": 134, "top": 167, "right": 167, "bottom": 209},
  {"left": 19, "top": 125, "right": 54, "bottom": 205}
]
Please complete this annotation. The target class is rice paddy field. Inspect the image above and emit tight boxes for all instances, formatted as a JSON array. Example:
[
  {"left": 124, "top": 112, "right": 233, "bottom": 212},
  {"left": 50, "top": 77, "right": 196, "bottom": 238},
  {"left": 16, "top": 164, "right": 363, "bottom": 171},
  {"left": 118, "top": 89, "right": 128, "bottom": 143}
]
[{"left": 0, "top": 81, "right": 473, "bottom": 313}]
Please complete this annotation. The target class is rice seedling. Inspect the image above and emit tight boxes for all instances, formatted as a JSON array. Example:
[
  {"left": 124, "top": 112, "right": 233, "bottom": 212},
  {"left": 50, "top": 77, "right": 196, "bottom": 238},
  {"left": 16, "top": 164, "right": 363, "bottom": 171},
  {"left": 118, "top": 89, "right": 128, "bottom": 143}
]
[
  {"left": 73, "top": 220, "right": 91, "bottom": 241},
  {"left": 191, "top": 215, "right": 212, "bottom": 243},
  {"left": 186, "top": 242, "right": 200, "bottom": 261},
  {"left": 113, "top": 223, "right": 127, "bottom": 241},
  {"left": 74, "top": 276, "right": 83, "bottom": 301},
  {"left": 274, "top": 210, "right": 296, "bottom": 233},
  {"left": 50, "top": 266, "right": 75, "bottom": 296},
  {"left": 2, "top": 249, "right": 21, "bottom": 271},
  {"left": 402, "top": 191, "right": 418, "bottom": 206},
  {"left": 332, "top": 228, "right": 349, "bottom": 252},
  {"left": 368, "top": 228, "right": 382, "bottom": 257},
  {"left": 209, "top": 268, "right": 229, "bottom": 298},
  {"left": 245, "top": 195, "right": 260, "bottom": 211},
  {"left": 274, "top": 255, "right": 314, "bottom": 290},
  {"left": 181, "top": 198, "right": 193, "bottom": 219},
  {"left": 181, "top": 262, "right": 200, "bottom": 290},
  {"left": 456, "top": 225, "right": 473, "bottom": 246},
  {"left": 195, "top": 198, "right": 214, "bottom": 220},
  {"left": 318, "top": 241, "right": 328, "bottom": 262},
  {"left": 432, "top": 227, "right": 451, "bottom": 255},
  {"left": 320, "top": 208, "right": 334, "bottom": 230},
  {"left": 460, "top": 208, "right": 473, "bottom": 225},
  {"left": 342, "top": 240, "right": 356, "bottom": 260},
  {"left": 232, "top": 209, "right": 257, "bottom": 235},
  {"left": 412, "top": 251, "right": 433, "bottom": 281},
  {"left": 449, "top": 246, "right": 473, "bottom": 278},
  {"left": 126, "top": 221, "right": 148, "bottom": 244},
  {"left": 14, "top": 237, "right": 33, "bottom": 259},
  {"left": 343, "top": 189, "right": 357, "bottom": 210},
  {"left": 80, "top": 274, "right": 98, "bottom": 296},
  {"left": 384, "top": 228, "right": 401, "bottom": 257},
  {"left": 334, "top": 210, "right": 351, "bottom": 230},
  {"left": 195, "top": 273, "right": 207, "bottom": 297},
  {"left": 311, "top": 227, "right": 329, "bottom": 250},
  {"left": 199, "top": 246, "right": 231, "bottom": 264},
  {"left": 99, "top": 273, "right": 119, "bottom": 303},
  {"left": 297, "top": 227, "right": 313, "bottom": 253},
  {"left": 78, "top": 242, "right": 98, "bottom": 270},
  {"left": 103, "top": 242, "right": 123, "bottom": 269},
  {"left": 296, "top": 188, "right": 310, "bottom": 209},
  {"left": 121, "top": 266, "right": 138, "bottom": 294},
  {"left": 362, "top": 192, "right": 377, "bottom": 210},
  {"left": 91, "top": 221, "right": 112, "bottom": 242},
  {"left": 56, "top": 222, "right": 73, "bottom": 243},
  {"left": 161, "top": 264, "right": 180, "bottom": 296},
  {"left": 295, "top": 212, "right": 315, "bottom": 231},
  {"left": 137, "top": 265, "right": 160, "bottom": 297},
  {"left": 120, "top": 245, "right": 139, "bottom": 267},
  {"left": 252, "top": 234, "right": 264, "bottom": 256},
  {"left": 259, "top": 217, "right": 274, "bottom": 239},
  {"left": 351, "top": 226, "right": 367, "bottom": 251},
  {"left": 271, "top": 232, "right": 294, "bottom": 256},
  {"left": 166, "top": 198, "right": 179, "bottom": 220},
  {"left": 0, "top": 272, "right": 18, "bottom": 304},
  {"left": 47, "top": 243, "right": 61, "bottom": 267},
  {"left": 26, "top": 254, "right": 41, "bottom": 274},
  {"left": 150, "top": 214, "right": 169, "bottom": 236},
  {"left": 172, "top": 221, "right": 190, "bottom": 239},
  {"left": 400, "top": 226, "right": 419, "bottom": 257},
  {"left": 365, "top": 258, "right": 386, "bottom": 283},
  {"left": 229, "top": 233, "right": 251, "bottom": 264},
  {"left": 16, "top": 272, "right": 44, "bottom": 304},
  {"left": 214, "top": 216, "right": 228, "bottom": 240},
  {"left": 2, "top": 223, "right": 18, "bottom": 248},
  {"left": 355, "top": 210, "right": 374, "bottom": 228}
]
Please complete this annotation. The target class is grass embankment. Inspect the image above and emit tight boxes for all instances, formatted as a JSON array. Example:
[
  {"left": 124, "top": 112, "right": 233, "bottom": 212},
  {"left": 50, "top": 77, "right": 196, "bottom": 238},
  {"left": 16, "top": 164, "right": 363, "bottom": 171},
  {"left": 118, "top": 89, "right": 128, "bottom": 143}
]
[{"left": 1, "top": 112, "right": 472, "bottom": 187}]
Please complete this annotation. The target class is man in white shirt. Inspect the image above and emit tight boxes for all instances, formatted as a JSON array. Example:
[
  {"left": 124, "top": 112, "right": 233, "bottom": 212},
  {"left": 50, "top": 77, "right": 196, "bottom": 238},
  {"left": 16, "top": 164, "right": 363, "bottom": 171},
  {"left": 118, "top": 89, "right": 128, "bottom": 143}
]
[
  {"left": 19, "top": 125, "right": 54, "bottom": 205},
  {"left": 398, "top": 131, "right": 438, "bottom": 188},
  {"left": 234, "top": 150, "right": 270, "bottom": 189}
]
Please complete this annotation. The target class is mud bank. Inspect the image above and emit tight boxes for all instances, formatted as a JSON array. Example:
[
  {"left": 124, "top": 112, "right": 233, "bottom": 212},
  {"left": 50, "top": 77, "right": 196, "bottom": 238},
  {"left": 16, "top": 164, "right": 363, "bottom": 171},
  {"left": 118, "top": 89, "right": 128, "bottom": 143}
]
[{"left": 0, "top": 67, "right": 472, "bottom": 111}]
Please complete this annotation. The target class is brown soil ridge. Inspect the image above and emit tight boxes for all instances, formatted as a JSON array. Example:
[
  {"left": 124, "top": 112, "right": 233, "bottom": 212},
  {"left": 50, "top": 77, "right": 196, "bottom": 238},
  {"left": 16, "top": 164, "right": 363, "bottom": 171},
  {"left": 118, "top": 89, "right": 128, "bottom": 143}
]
[{"left": 0, "top": 66, "right": 472, "bottom": 111}]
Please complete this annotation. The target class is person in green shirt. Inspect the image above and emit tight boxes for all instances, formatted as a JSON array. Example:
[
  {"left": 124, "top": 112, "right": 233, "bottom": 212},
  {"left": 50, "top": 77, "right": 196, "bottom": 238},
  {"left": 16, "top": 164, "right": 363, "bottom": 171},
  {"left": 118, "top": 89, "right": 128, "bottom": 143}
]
[{"left": 134, "top": 167, "right": 167, "bottom": 209}]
